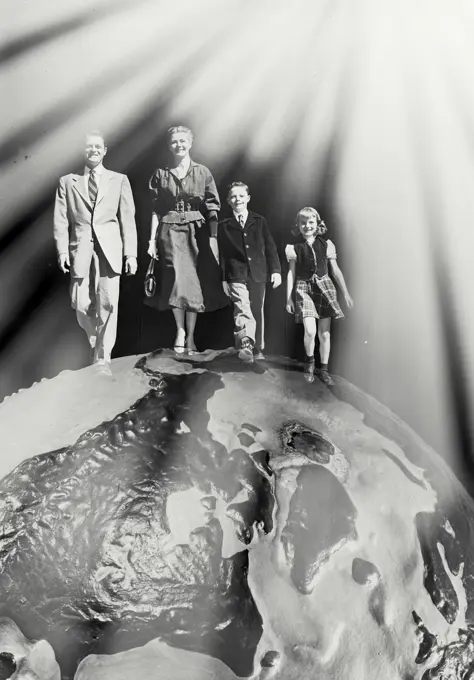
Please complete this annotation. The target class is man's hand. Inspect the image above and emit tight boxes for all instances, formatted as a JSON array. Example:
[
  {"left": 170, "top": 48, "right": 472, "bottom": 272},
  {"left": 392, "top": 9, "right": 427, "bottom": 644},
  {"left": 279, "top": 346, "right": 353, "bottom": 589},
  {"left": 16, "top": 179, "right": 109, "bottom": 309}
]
[
  {"left": 286, "top": 299, "right": 295, "bottom": 314},
  {"left": 125, "top": 256, "right": 137, "bottom": 276},
  {"left": 209, "top": 236, "right": 219, "bottom": 263},
  {"left": 58, "top": 254, "right": 70, "bottom": 274},
  {"left": 271, "top": 273, "right": 282, "bottom": 289}
]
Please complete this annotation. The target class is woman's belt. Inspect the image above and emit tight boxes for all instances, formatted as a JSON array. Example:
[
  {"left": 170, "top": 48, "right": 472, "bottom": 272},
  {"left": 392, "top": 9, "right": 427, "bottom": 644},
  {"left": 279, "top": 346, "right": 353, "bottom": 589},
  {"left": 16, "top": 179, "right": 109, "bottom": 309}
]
[{"left": 161, "top": 208, "right": 204, "bottom": 224}]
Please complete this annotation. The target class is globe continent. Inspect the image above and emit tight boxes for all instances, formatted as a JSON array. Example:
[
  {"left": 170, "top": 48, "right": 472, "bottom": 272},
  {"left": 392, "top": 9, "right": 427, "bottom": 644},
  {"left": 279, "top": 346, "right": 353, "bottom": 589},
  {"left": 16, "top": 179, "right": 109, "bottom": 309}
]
[{"left": 0, "top": 350, "right": 473, "bottom": 680}]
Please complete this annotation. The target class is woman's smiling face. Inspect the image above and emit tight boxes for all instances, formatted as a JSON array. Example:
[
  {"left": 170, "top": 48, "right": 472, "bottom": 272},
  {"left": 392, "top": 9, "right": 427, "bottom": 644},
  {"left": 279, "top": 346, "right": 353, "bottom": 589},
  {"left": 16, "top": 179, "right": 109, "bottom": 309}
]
[{"left": 169, "top": 132, "right": 192, "bottom": 158}]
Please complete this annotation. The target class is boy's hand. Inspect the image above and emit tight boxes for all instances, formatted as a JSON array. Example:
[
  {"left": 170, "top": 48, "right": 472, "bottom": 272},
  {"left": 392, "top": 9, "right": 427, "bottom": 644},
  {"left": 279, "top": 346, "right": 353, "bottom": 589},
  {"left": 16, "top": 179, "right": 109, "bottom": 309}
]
[
  {"left": 286, "top": 299, "right": 295, "bottom": 314},
  {"left": 344, "top": 293, "right": 354, "bottom": 309},
  {"left": 125, "top": 257, "right": 137, "bottom": 276},
  {"left": 271, "top": 273, "right": 282, "bottom": 289},
  {"left": 222, "top": 281, "right": 230, "bottom": 297}
]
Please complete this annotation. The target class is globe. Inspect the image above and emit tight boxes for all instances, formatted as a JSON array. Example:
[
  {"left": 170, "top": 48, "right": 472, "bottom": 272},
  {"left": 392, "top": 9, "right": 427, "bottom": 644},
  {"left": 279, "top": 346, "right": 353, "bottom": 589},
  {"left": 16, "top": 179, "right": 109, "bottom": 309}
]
[{"left": 0, "top": 349, "right": 473, "bottom": 680}]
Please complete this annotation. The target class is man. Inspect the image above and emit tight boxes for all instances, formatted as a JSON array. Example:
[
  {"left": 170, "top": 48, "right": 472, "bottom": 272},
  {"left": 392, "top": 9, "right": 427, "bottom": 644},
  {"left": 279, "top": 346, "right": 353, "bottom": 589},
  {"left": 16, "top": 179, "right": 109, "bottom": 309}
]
[{"left": 53, "top": 131, "right": 137, "bottom": 374}]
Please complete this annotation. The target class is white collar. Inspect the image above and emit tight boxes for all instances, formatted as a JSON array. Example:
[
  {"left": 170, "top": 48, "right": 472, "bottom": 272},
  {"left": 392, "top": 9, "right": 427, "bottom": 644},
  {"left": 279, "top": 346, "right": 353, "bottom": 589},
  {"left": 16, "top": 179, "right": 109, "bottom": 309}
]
[
  {"left": 84, "top": 163, "right": 104, "bottom": 176},
  {"left": 233, "top": 210, "right": 248, "bottom": 224}
]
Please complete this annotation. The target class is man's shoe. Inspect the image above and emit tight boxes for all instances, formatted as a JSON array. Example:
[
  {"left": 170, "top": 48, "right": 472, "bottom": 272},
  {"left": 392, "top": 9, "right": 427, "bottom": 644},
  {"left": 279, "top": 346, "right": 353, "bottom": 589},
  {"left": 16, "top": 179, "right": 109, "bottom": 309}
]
[{"left": 238, "top": 338, "right": 254, "bottom": 363}]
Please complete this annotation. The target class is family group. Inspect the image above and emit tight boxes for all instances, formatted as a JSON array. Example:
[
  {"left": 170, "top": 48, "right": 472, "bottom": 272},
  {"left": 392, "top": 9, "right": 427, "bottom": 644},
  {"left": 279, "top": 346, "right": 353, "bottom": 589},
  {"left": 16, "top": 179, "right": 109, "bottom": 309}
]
[{"left": 53, "top": 126, "right": 353, "bottom": 386}]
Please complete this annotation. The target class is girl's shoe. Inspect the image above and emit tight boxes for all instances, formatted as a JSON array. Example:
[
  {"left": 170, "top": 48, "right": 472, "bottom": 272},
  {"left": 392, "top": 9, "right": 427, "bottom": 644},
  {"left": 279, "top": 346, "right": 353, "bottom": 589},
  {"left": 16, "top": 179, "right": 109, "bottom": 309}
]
[
  {"left": 254, "top": 349, "right": 265, "bottom": 361},
  {"left": 173, "top": 345, "right": 186, "bottom": 355},
  {"left": 304, "top": 361, "right": 315, "bottom": 383},
  {"left": 319, "top": 369, "right": 334, "bottom": 386}
]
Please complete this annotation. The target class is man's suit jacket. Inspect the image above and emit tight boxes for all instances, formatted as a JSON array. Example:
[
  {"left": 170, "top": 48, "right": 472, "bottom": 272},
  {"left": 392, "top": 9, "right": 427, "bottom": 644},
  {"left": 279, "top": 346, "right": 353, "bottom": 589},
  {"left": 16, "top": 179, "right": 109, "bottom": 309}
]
[
  {"left": 218, "top": 211, "right": 281, "bottom": 283},
  {"left": 53, "top": 168, "right": 137, "bottom": 278}
]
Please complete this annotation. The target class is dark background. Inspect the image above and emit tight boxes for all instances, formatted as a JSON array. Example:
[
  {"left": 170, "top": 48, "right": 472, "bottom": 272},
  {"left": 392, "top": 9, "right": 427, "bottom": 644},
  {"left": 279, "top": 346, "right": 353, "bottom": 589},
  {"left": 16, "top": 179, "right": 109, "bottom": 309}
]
[
  {"left": 0, "top": 111, "right": 348, "bottom": 399},
  {"left": 115, "top": 118, "right": 344, "bottom": 364}
]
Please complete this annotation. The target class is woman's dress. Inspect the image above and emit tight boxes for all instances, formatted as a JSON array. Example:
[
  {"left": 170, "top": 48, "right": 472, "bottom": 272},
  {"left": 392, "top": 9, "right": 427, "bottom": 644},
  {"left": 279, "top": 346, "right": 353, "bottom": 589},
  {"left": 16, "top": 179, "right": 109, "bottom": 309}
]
[{"left": 145, "top": 161, "right": 228, "bottom": 313}]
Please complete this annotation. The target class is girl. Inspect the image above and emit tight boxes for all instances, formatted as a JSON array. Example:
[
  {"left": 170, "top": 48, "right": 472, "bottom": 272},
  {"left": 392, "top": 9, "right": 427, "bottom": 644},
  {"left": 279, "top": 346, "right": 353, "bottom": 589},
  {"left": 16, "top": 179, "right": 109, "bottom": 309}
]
[{"left": 286, "top": 207, "right": 353, "bottom": 386}]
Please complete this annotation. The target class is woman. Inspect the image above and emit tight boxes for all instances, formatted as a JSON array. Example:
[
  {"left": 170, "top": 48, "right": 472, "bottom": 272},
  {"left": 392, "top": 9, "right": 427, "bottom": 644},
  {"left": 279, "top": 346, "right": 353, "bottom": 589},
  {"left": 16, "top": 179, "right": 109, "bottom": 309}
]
[{"left": 146, "top": 126, "right": 228, "bottom": 353}]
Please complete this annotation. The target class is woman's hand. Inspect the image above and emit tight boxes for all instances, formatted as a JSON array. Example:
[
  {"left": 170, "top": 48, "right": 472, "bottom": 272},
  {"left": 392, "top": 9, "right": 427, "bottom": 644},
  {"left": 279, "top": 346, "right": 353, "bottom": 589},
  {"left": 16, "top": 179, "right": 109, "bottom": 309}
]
[
  {"left": 148, "top": 240, "right": 158, "bottom": 259},
  {"left": 209, "top": 236, "right": 219, "bottom": 263},
  {"left": 222, "top": 281, "right": 230, "bottom": 297},
  {"left": 286, "top": 299, "right": 295, "bottom": 314},
  {"left": 344, "top": 293, "right": 354, "bottom": 309}
]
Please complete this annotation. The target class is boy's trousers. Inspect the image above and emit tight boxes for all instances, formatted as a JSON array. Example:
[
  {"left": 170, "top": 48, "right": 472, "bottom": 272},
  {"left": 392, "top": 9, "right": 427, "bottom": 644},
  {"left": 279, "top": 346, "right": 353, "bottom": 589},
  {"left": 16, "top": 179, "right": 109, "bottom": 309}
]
[{"left": 228, "top": 280, "right": 266, "bottom": 350}]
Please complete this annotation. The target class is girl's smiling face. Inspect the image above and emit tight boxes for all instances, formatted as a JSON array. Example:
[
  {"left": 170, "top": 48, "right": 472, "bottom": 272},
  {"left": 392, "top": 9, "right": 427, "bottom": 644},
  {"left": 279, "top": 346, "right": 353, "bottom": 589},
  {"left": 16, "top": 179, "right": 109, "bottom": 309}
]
[{"left": 298, "top": 214, "right": 318, "bottom": 239}]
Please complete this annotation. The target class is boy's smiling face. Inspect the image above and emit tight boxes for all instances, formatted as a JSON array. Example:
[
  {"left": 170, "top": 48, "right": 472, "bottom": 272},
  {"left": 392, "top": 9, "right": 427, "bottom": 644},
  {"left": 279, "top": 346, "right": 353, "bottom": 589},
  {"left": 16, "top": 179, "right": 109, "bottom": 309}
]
[
  {"left": 227, "top": 187, "right": 250, "bottom": 214},
  {"left": 298, "top": 214, "right": 318, "bottom": 239}
]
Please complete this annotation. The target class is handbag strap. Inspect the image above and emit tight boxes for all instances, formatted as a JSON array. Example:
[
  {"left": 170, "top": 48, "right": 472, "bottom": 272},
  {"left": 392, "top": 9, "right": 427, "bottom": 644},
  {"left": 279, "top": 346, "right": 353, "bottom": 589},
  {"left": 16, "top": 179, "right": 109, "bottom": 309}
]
[{"left": 146, "top": 257, "right": 155, "bottom": 277}]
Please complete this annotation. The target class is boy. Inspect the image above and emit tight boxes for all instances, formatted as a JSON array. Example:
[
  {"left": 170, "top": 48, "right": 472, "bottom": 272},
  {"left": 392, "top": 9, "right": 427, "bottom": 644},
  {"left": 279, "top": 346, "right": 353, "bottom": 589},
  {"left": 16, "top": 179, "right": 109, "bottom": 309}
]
[{"left": 218, "top": 182, "right": 281, "bottom": 363}]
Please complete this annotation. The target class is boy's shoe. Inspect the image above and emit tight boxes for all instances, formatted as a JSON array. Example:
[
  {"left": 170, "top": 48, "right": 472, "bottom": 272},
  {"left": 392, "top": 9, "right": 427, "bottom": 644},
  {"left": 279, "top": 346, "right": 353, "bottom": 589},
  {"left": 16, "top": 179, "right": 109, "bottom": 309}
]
[
  {"left": 254, "top": 349, "right": 265, "bottom": 361},
  {"left": 304, "top": 361, "right": 315, "bottom": 383},
  {"left": 238, "top": 337, "right": 254, "bottom": 363},
  {"left": 318, "top": 369, "right": 334, "bottom": 386}
]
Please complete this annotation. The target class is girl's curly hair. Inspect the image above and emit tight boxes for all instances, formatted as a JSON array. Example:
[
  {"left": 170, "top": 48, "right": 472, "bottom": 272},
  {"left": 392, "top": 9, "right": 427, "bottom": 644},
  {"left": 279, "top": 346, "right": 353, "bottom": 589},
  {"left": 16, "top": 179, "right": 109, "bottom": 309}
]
[{"left": 291, "top": 207, "right": 327, "bottom": 237}]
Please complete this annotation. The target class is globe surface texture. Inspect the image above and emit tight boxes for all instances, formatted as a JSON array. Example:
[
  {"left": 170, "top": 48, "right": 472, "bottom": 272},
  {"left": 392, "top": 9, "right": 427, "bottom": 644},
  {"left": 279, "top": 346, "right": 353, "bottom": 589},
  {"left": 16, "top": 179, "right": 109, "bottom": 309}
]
[{"left": 0, "top": 349, "right": 473, "bottom": 680}]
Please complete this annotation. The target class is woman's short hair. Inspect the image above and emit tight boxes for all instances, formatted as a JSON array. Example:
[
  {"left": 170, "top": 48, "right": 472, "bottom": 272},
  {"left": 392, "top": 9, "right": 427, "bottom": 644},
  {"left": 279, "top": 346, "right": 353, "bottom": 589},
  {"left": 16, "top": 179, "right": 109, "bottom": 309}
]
[
  {"left": 293, "top": 207, "right": 327, "bottom": 236},
  {"left": 167, "top": 126, "right": 193, "bottom": 143}
]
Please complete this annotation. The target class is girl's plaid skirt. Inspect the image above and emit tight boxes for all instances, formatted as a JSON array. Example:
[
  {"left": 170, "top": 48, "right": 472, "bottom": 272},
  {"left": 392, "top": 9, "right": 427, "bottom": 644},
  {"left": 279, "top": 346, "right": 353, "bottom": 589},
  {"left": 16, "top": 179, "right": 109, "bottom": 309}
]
[{"left": 295, "top": 275, "right": 344, "bottom": 323}]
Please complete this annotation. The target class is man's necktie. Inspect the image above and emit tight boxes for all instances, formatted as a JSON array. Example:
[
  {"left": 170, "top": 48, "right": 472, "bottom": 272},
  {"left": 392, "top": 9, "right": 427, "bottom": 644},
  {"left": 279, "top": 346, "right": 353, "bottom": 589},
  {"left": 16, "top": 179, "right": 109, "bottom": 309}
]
[
  {"left": 239, "top": 214, "right": 245, "bottom": 228},
  {"left": 89, "top": 169, "right": 98, "bottom": 206}
]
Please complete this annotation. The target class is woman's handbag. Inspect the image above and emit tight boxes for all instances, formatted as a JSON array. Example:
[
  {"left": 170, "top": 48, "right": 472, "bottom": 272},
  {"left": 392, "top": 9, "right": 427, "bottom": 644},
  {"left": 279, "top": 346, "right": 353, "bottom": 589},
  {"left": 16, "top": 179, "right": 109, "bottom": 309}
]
[{"left": 144, "top": 257, "right": 157, "bottom": 298}]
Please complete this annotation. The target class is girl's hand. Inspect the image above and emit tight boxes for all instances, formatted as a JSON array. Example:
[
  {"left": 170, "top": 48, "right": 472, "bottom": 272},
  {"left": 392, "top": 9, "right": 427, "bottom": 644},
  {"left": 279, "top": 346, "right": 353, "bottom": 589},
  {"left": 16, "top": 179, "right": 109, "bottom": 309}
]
[
  {"left": 286, "top": 299, "right": 295, "bottom": 314},
  {"left": 209, "top": 236, "right": 219, "bottom": 263},
  {"left": 148, "top": 240, "right": 158, "bottom": 259},
  {"left": 344, "top": 293, "right": 354, "bottom": 309}
]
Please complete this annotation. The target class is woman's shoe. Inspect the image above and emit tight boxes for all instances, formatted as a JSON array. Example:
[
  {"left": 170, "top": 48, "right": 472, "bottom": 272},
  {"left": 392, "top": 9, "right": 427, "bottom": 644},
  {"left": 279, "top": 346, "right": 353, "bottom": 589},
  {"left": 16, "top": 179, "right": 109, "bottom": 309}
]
[
  {"left": 186, "top": 339, "right": 199, "bottom": 356},
  {"left": 174, "top": 330, "right": 186, "bottom": 354}
]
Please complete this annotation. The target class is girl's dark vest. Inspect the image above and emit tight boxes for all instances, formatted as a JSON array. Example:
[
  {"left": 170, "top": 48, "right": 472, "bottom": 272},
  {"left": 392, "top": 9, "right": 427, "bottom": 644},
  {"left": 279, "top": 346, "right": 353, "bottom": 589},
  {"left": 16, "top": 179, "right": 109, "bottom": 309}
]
[{"left": 294, "top": 237, "right": 329, "bottom": 280}]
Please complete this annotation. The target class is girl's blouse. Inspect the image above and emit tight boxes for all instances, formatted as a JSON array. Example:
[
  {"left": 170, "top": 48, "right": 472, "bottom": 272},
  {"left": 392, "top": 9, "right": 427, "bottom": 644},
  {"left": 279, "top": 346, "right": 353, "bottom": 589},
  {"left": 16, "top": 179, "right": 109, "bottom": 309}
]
[{"left": 285, "top": 237, "right": 337, "bottom": 279}]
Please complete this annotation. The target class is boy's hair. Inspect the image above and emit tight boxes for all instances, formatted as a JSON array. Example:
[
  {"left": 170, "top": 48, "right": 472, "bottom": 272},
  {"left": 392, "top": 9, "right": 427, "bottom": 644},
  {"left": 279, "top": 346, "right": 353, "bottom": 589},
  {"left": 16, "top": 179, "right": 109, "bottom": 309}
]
[
  {"left": 85, "top": 130, "right": 107, "bottom": 146},
  {"left": 227, "top": 181, "right": 250, "bottom": 198},
  {"left": 292, "top": 207, "right": 327, "bottom": 236},
  {"left": 167, "top": 125, "right": 194, "bottom": 142}
]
